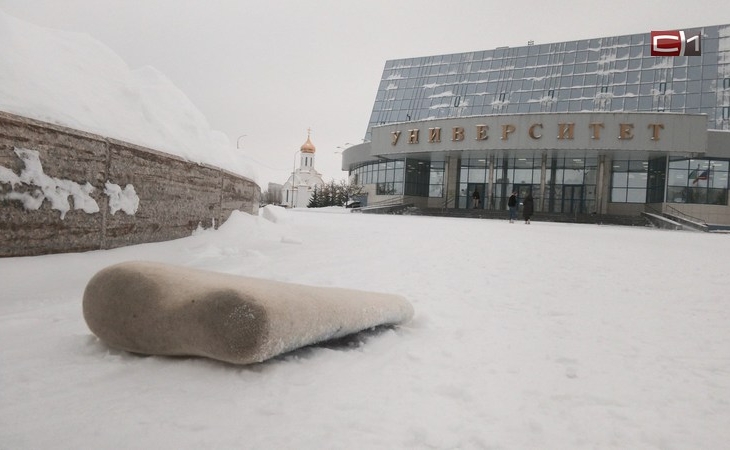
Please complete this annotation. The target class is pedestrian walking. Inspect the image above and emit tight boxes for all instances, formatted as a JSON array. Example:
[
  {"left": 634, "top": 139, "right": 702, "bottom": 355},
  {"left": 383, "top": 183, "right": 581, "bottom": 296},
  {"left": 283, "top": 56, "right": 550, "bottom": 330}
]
[{"left": 523, "top": 192, "right": 534, "bottom": 224}]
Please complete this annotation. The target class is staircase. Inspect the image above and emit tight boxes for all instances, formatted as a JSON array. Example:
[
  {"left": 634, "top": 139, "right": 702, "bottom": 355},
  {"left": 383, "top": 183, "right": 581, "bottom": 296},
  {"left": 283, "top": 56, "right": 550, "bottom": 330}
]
[
  {"left": 407, "top": 207, "right": 651, "bottom": 227},
  {"left": 352, "top": 201, "right": 728, "bottom": 231},
  {"left": 643, "top": 205, "right": 730, "bottom": 233}
]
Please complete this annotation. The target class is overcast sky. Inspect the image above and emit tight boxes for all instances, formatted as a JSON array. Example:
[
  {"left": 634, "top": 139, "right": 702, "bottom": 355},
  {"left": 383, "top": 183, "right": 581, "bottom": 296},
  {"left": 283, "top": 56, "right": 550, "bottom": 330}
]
[{"left": 1, "top": 0, "right": 729, "bottom": 187}]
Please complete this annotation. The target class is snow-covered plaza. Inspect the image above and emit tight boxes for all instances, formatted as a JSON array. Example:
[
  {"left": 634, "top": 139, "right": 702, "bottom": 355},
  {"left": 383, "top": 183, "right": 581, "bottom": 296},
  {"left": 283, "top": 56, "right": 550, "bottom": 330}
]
[{"left": 2, "top": 207, "right": 729, "bottom": 449}]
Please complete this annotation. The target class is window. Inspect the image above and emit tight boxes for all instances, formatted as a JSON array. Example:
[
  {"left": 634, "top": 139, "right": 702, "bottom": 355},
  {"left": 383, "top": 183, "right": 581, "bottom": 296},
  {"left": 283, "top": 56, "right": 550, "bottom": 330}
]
[
  {"left": 667, "top": 158, "right": 729, "bottom": 205},
  {"left": 353, "top": 160, "right": 408, "bottom": 195},
  {"left": 687, "top": 65, "right": 702, "bottom": 80},
  {"left": 610, "top": 159, "right": 648, "bottom": 203},
  {"left": 404, "top": 159, "right": 429, "bottom": 197},
  {"left": 647, "top": 157, "right": 667, "bottom": 203},
  {"left": 429, "top": 162, "right": 445, "bottom": 197}
]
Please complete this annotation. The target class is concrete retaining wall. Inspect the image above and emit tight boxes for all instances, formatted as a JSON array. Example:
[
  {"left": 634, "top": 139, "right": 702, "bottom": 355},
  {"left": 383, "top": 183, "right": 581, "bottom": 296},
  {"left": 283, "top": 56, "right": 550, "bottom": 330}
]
[{"left": 0, "top": 111, "right": 260, "bottom": 257}]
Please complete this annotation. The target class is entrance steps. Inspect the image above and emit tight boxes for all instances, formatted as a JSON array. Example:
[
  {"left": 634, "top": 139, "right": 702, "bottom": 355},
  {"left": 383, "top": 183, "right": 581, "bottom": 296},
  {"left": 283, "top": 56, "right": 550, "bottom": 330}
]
[
  {"left": 407, "top": 207, "right": 651, "bottom": 227},
  {"left": 350, "top": 202, "right": 726, "bottom": 231},
  {"left": 652, "top": 212, "right": 730, "bottom": 233}
]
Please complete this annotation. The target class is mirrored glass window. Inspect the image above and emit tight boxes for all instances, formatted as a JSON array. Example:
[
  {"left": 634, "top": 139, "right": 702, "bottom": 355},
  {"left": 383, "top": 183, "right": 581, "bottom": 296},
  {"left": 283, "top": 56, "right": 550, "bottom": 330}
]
[
  {"left": 666, "top": 158, "right": 729, "bottom": 204},
  {"left": 610, "top": 158, "right": 648, "bottom": 203},
  {"left": 365, "top": 25, "right": 730, "bottom": 141}
]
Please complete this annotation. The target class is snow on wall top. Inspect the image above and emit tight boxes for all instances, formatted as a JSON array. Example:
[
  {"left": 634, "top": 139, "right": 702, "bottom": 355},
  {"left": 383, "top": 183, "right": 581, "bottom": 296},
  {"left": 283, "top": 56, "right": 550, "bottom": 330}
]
[{"left": 0, "top": 9, "right": 256, "bottom": 181}]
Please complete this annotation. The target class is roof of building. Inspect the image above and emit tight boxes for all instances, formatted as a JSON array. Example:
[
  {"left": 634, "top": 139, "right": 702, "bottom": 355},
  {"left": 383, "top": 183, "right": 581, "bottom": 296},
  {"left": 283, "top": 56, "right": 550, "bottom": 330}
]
[{"left": 300, "top": 131, "right": 316, "bottom": 153}]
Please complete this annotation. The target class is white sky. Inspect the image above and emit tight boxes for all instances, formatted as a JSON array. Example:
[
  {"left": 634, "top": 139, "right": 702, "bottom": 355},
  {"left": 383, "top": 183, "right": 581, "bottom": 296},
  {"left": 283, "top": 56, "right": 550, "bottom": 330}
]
[{"left": 1, "top": 0, "right": 729, "bottom": 187}]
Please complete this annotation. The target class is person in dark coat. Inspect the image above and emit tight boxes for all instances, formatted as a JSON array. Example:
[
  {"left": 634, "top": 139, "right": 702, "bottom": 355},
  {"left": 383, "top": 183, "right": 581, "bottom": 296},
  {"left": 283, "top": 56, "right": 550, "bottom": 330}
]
[
  {"left": 523, "top": 192, "right": 534, "bottom": 224},
  {"left": 508, "top": 191, "right": 517, "bottom": 223},
  {"left": 472, "top": 188, "right": 481, "bottom": 209}
]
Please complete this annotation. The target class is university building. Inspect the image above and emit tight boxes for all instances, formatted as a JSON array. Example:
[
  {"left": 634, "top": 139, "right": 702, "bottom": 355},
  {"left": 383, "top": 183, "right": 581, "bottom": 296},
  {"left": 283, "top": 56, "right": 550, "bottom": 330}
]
[{"left": 341, "top": 24, "right": 730, "bottom": 226}]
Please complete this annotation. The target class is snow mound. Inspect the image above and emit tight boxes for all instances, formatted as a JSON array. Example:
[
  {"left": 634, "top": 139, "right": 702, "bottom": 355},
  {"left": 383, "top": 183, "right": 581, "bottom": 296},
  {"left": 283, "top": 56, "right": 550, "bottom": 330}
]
[
  {"left": 261, "top": 204, "right": 291, "bottom": 224},
  {"left": 0, "top": 9, "right": 257, "bottom": 181}
]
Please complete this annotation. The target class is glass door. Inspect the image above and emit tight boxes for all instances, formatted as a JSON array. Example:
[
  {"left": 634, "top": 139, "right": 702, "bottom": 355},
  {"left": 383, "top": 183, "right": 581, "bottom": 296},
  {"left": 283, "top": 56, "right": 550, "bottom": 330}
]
[
  {"left": 467, "top": 183, "right": 486, "bottom": 209},
  {"left": 513, "top": 184, "right": 533, "bottom": 201},
  {"left": 562, "top": 185, "right": 584, "bottom": 214}
]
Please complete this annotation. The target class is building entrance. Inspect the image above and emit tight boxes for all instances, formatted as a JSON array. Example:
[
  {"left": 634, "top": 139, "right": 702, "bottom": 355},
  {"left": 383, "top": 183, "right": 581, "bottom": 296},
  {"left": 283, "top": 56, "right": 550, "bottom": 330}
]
[
  {"left": 559, "top": 185, "right": 584, "bottom": 214},
  {"left": 466, "top": 183, "right": 486, "bottom": 209}
]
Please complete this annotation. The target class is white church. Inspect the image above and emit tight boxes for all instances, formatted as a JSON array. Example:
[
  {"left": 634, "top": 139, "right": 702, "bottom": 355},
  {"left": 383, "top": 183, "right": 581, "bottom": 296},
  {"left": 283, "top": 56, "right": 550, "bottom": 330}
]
[{"left": 282, "top": 131, "right": 325, "bottom": 208}]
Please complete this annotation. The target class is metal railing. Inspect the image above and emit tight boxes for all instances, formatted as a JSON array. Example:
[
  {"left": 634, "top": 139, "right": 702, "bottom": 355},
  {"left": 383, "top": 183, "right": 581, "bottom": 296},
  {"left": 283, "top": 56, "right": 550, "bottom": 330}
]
[
  {"left": 359, "top": 195, "right": 406, "bottom": 209},
  {"left": 662, "top": 203, "right": 708, "bottom": 225}
]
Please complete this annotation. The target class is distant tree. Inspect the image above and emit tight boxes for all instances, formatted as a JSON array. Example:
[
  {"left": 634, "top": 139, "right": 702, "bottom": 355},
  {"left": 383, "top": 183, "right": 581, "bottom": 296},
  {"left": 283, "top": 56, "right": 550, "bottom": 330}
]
[
  {"left": 340, "top": 179, "right": 364, "bottom": 205},
  {"left": 308, "top": 186, "right": 320, "bottom": 208},
  {"left": 307, "top": 180, "right": 364, "bottom": 208},
  {"left": 325, "top": 180, "right": 336, "bottom": 206}
]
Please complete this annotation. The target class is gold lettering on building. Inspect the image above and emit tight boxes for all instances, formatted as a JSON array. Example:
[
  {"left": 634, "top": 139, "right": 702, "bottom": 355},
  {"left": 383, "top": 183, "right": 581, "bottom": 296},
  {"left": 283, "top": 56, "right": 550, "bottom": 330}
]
[
  {"left": 528, "top": 123, "right": 543, "bottom": 139},
  {"left": 452, "top": 127, "right": 465, "bottom": 142},
  {"left": 619, "top": 123, "right": 634, "bottom": 140},
  {"left": 428, "top": 127, "right": 441, "bottom": 143},
  {"left": 589, "top": 122, "right": 605, "bottom": 140},
  {"left": 557, "top": 123, "right": 575, "bottom": 140},
  {"left": 648, "top": 123, "right": 664, "bottom": 141},
  {"left": 475, "top": 125, "right": 489, "bottom": 141},
  {"left": 501, "top": 124, "right": 516, "bottom": 140},
  {"left": 408, "top": 129, "right": 419, "bottom": 144},
  {"left": 390, "top": 120, "right": 666, "bottom": 146}
]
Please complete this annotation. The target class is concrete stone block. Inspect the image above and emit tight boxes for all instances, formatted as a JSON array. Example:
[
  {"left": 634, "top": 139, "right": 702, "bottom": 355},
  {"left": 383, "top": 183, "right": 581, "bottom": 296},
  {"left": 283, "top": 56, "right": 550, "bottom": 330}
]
[{"left": 83, "top": 261, "right": 414, "bottom": 365}]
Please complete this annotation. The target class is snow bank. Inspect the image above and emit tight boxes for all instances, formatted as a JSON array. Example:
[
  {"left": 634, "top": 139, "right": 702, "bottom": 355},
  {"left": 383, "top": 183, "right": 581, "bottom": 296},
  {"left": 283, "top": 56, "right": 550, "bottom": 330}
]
[
  {"left": 0, "top": 9, "right": 257, "bottom": 181},
  {"left": 261, "top": 204, "right": 291, "bottom": 224}
]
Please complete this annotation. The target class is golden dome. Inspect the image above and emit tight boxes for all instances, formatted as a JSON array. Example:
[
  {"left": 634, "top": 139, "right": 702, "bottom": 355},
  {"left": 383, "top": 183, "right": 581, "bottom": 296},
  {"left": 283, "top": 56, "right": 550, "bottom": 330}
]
[{"left": 300, "top": 131, "right": 316, "bottom": 154}]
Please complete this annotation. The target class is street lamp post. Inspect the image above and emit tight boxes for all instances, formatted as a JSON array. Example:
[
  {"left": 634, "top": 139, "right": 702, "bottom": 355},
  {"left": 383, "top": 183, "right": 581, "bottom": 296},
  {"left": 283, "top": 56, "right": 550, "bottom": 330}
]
[
  {"left": 336, "top": 143, "right": 351, "bottom": 172},
  {"left": 289, "top": 149, "right": 300, "bottom": 208}
]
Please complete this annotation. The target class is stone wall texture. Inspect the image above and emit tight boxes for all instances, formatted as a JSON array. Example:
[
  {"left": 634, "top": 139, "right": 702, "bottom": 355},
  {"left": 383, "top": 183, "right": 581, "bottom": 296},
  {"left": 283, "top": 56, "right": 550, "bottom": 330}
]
[{"left": 0, "top": 111, "right": 260, "bottom": 257}]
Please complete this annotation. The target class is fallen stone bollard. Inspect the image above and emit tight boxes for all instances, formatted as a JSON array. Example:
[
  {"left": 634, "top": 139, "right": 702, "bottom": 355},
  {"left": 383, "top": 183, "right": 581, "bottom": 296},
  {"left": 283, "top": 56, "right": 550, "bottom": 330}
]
[{"left": 82, "top": 261, "right": 414, "bottom": 365}]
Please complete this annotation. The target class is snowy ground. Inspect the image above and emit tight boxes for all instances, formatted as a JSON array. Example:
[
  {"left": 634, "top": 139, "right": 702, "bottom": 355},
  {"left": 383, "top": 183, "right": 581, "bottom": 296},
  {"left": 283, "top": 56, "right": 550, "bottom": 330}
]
[
  {"left": 1, "top": 207, "right": 729, "bottom": 449},
  {"left": 4, "top": 9, "right": 728, "bottom": 448}
]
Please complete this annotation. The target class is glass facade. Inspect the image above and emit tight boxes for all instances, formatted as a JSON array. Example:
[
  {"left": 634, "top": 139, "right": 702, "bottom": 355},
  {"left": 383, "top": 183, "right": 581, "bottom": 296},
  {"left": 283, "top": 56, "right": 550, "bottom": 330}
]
[
  {"left": 609, "top": 156, "right": 730, "bottom": 205},
  {"left": 611, "top": 159, "right": 649, "bottom": 203},
  {"left": 457, "top": 156, "right": 598, "bottom": 213},
  {"left": 365, "top": 25, "right": 730, "bottom": 140},
  {"left": 428, "top": 162, "right": 445, "bottom": 198},
  {"left": 352, "top": 24, "right": 730, "bottom": 214},
  {"left": 351, "top": 159, "right": 443, "bottom": 198},
  {"left": 667, "top": 158, "right": 730, "bottom": 205}
]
